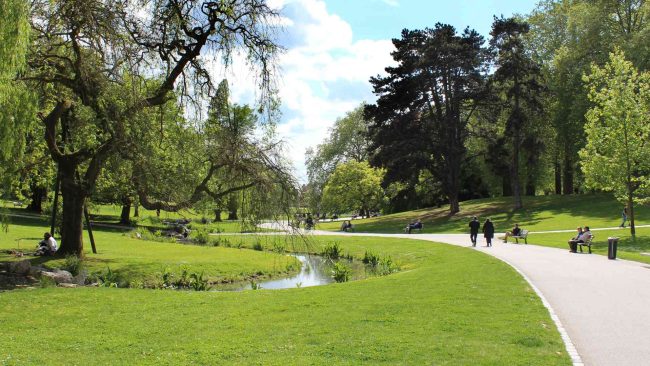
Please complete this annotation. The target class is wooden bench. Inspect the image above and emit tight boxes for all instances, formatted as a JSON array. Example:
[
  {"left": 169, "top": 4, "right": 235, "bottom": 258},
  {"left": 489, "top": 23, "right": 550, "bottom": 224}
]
[
  {"left": 12, "top": 201, "right": 24, "bottom": 207},
  {"left": 579, "top": 235, "right": 594, "bottom": 254},
  {"left": 511, "top": 229, "right": 529, "bottom": 244}
]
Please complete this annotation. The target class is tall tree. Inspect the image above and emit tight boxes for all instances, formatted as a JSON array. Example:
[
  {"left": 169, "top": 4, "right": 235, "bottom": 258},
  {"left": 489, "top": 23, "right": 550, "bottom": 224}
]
[
  {"left": 22, "top": 0, "right": 281, "bottom": 256},
  {"left": 580, "top": 49, "right": 650, "bottom": 237},
  {"left": 321, "top": 161, "right": 385, "bottom": 217},
  {"left": 305, "top": 103, "right": 370, "bottom": 213},
  {"left": 490, "top": 17, "right": 545, "bottom": 209},
  {"left": 367, "top": 24, "right": 487, "bottom": 213}
]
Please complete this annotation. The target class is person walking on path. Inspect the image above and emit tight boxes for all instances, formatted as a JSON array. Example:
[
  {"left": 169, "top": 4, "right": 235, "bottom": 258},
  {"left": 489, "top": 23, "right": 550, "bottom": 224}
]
[
  {"left": 620, "top": 207, "right": 628, "bottom": 228},
  {"left": 482, "top": 218, "right": 495, "bottom": 247},
  {"left": 469, "top": 217, "right": 480, "bottom": 247}
]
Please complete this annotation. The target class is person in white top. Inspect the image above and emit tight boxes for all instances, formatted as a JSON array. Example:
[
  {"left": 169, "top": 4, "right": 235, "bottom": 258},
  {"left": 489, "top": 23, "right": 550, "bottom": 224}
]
[{"left": 36, "top": 232, "right": 58, "bottom": 256}]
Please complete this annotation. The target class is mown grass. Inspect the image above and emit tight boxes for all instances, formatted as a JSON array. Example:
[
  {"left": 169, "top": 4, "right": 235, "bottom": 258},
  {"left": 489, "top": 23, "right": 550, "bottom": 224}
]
[
  {"left": 524, "top": 227, "right": 650, "bottom": 264},
  {"left": 317, "top": 193, "right": 646, "bottom": 234},
  {"left": 0, "top": 216, "right": 299, "bottom": 287},
  {"left": 0, "top": 233, "right": 570, "bottom": 365}
]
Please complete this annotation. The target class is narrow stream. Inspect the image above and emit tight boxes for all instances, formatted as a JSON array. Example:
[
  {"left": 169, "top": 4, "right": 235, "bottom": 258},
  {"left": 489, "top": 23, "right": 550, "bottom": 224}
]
[{"left": 239, "top": 253, "right": 334, "bottom": 290}]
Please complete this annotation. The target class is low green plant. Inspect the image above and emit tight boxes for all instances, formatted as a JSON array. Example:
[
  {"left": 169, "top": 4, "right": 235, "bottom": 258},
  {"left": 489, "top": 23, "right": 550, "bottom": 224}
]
[
  {"left": 189, "top": 271, "right": 211, "bottom": 291},
  {"left": 250, "top": 280, "right": 261, "bottom": 290},
  {"left": 362, "top": 250, "right": 380, "bottom": 266},
  {"left": 321, "top": 241, "right": 343, "bottom": 259},
  {"left": 252, "top": 240, "right": 263, "bottom": 251},
  {"left": 332, "top": 262, "right": 351, "bottom": 283},
  {"left": 193, "top": 229, "right": 210, "bottom": 245},
  {"left": 62, "top": 255, "right": 84, "bottom": 276},
  {"left": 95, "top": 267, "right": 121, "bottom": 288},
  {"left": 38, "top": 275, "right": 57, "bottom": 288}
]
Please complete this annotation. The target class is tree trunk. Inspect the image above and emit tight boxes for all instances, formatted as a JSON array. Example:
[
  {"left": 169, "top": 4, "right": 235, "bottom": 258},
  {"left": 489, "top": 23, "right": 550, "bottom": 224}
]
[
  {"left": 227, "top": 195, "right": 238, "bottom": 220},
  {"left": 57, "top": 173, "right": 86, "bottom": 257},
  {"left": 227, "top": 209, "right": 238, "bottom": 220},
  {"left": 502, "top": 175, "right": 512, "bottom": 196},
  {"left": 554, "top": 160, "right": 562, "bottom": 195},
  {"left": 119, "top": 203, "right": 131, "bottom": 225},
  {"left": 214, "top": 209, "right": 222, "bottom": 222},
  {"left": 27, "top": 186, "right": 47, "bottom": 213},
  {"left": 562, "top": 153, "right": 574, "bottom": 195},
  {"left": 134, "top": 203, "right": 139, "bottom": 217},
  {"left": 525, "top": 181, "right": 535, "bottom": 196},
  {"left": 448, "top": 195, "right": 460, "bottom": 214}
]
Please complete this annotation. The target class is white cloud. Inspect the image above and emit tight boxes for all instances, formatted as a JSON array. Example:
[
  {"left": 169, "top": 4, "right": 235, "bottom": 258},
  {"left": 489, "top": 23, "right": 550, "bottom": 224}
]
[{"left": 207, "top": 0, "right": 396, "bottom": 182}]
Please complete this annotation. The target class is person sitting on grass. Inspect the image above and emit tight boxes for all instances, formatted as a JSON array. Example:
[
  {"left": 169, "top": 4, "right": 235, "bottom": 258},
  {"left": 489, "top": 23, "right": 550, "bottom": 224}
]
[
  {"left": 35, "top": 232, "right": 57, "bottom": 256},
  {"left": 340, "top": 220, "right": 353, "bottom": 232},
  {"left": 503, "top": 223, "right": 522, "bottom": 243},
  {"left": 406, "top": 219, "right": 423, "bottom": 234}
]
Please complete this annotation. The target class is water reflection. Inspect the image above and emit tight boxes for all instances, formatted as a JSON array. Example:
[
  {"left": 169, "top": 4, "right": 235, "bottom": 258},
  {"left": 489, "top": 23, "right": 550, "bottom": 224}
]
[{"left": 240, "top": 253, "right": 334, "bottom": 290}]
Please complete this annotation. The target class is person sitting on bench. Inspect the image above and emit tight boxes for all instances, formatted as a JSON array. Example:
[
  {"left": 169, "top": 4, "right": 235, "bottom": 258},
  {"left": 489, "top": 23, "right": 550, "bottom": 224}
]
[
  {"left": 35, "top": 232, "right": 58, "bottom": 256},
  {"left": 503, "top": 223, "right": 522, "bottom": 243},
  {"left": 406, "top": 219, "right": 423, "bottom": 234},
  {"left": 568, "top": 227, "right": 585, "bottom": 252}
]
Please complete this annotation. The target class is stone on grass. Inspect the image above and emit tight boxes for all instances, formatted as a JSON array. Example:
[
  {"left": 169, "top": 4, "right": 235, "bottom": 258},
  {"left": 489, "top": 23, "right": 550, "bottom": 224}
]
[
  {"left": 9, "top": 260, "right": 31, "bottom": 275},
  {"left": 40, "top": 269, "right": 73, "bottom": 284}
]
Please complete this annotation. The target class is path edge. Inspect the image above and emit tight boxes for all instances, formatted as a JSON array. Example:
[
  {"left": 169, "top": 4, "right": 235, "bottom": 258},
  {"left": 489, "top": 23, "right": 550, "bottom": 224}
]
[{"left": 497, "top": 255, "right": 584, "bottom": 366}]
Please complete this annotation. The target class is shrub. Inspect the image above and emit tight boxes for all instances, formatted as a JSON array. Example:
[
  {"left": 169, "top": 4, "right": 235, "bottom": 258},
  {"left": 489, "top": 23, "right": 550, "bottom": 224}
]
[
  {"left": 362, "top": 251, "right": 380, "bottom": 266},
  {"left": 321, "top": 241, "right": 343, "bottom": 260},
  {"left": 189, "top": 271, "right": 211, "bottom": 291},
  {"left": 332, "top": 262, "right": 351, "bottom": 283},
  {"left": 193, "top": 229, "right": 210, "bottom": 245},
  {"left": 62, "top": 255, "right": 84, "bottom": 276},
  {"left": 95, "top": 267, "right": 121, "bottom": 288},
  {"left": 252, "top": 240, "right": 263, "bottom": 251}
]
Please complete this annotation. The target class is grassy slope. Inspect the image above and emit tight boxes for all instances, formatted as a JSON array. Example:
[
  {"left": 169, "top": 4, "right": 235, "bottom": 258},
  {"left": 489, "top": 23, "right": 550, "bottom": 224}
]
[
  {"left": 0, "top": 235, "right": 570, "bottom": 365},
  {"left": 318, "top": 194, "right": 645, "bottom": 234},
  {"left": 0, "top": 216, "right": 298, "bottom": 286}
]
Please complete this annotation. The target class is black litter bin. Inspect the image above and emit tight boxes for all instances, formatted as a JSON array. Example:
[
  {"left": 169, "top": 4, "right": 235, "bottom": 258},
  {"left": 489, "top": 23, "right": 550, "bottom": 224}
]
[{"left": 608, "top": 237, "right": 619, "bottom": 260}]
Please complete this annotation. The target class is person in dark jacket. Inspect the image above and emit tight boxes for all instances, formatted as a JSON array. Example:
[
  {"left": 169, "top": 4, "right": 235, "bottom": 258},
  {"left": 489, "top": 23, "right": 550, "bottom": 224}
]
[
  {"left": 469, "top": 216, "right": 480, "bottom": 247},
  {"left": 482, "top": 218, "right": 495, "bottom": 247}
]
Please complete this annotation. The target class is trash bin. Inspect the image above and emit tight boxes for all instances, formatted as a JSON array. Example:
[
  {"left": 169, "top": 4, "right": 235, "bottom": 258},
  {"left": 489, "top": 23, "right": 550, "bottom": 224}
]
[
  {"left": 569, "top": 241, "right": 578, "bottom": 253},
  {"left": 608, "top": 237, "right": 619, "bottom": 260}
]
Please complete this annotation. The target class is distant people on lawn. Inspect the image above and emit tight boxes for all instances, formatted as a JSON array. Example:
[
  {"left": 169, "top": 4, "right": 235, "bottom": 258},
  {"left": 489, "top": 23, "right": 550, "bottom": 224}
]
[
  {"left": 469, "top": 216, "right": 480, "bottom": 247},
  {"left": 406, "top": 219, "right": 423, "bottom": 234},
  {"left": 482, "top": 218, "right": 494, "bottom": 247},
  {"left": 620, "top": 207, "right": 628, "bottom": 228},
  {"left": 503, "top": 223, "right": 522, "bottom": 243},
  {"left": 35, "top": 232, "right": 57, "bottom": 256},
  {"left": 568, "top": 226, "right": 592, "bottom": 253},
  {"left": 340, "top": 220, "right": 353, "bottom": 232}
]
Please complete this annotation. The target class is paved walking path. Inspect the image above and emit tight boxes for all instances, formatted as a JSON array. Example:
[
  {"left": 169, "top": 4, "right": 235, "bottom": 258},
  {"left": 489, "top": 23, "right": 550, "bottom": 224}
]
[{"left": 288, "top": 228, "right": 650, "bottom": 366}]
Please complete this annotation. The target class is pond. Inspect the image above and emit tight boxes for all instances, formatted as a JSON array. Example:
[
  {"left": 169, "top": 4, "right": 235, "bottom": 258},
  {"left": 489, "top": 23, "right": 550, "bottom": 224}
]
[{"left": 238, "top": 253, "right": 334, "bottom": 290}]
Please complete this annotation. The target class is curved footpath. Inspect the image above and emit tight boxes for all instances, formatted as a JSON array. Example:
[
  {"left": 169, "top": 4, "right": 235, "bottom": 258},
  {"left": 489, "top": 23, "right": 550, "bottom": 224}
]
[{"left": 306, "top": 229, "right": 650, "bottom": 366}]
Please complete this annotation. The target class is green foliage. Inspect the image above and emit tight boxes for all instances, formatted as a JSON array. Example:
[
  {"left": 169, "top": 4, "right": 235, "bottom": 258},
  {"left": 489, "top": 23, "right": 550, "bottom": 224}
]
[
  {"left": 252, "top": 240, "right": 263, "bottom": 251},
  {"left": 321, "top": 241, "right": 343, "bottom": 260},
  {"left": 362, "top": 250, "right": 380, "bottom": 266},
  {"left": 331, "top": 262, "right": 351, "bottom": 283},
  {"left": 95, "top": 267, "right": 121, "bottom": 288},
  {"left": 580, "top": 49, "right": 650, "bottom": 207},
  {"left": 321, "top": 161, "right": 385, "bottom": 215},
  {"left": 193, "top": 228, "right": 210, "bottom": 245},
  {"left": 62, "top": 255, "right": 84, "bottom": 277},
  {"left": 0, "top": 0, "right": 30, "bottom": 76}
]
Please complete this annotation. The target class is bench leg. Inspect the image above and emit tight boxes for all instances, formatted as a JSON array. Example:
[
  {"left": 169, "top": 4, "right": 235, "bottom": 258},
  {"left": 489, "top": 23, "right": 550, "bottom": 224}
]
[
  {"left": 588, "top": 245, "right": 591, "bottom": 254},
  {"left": 515, "top": 238, "right": 518, "bottom": 244},
  {"left": 524, "top": 238, "right": 527, "bottom": 244}
]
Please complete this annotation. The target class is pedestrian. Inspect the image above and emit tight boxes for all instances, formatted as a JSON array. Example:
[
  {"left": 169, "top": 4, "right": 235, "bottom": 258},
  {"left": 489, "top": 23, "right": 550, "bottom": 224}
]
[
  {"left": 482, "top": 218, "right": 495, "bottom": 247},
  {"left": 469, "top": 216, "right": 480, "bottom": 247},
  {"left": 620, "top": 207, "right": 628, "bottom": 228}
]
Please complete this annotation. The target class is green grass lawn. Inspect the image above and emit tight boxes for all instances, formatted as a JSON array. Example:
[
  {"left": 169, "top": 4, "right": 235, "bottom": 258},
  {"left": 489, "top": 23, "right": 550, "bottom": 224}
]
[
  {"left": 318, "top": 193, "right": 644, "bottom": 234},
  {"left": 0, "top": 233, "right": 571, "bottom": 365},
  {"left": 523, "top": 227, "right": 650, "bottom": 264},
  {"left": 0, "top": 216, "right": 299, "bottom": 287}
]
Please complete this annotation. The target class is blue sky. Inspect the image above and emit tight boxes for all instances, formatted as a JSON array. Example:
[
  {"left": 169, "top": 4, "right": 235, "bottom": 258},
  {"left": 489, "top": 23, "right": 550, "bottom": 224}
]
[{"left": 223, "top": 0, "right": 540, "bottom": 182}]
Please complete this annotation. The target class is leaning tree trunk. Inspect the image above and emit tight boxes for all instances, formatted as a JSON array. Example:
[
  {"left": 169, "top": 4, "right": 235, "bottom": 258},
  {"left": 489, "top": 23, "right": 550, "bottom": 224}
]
[{"left": 57, "top": 168, "right": 86, "bottom": 257}]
